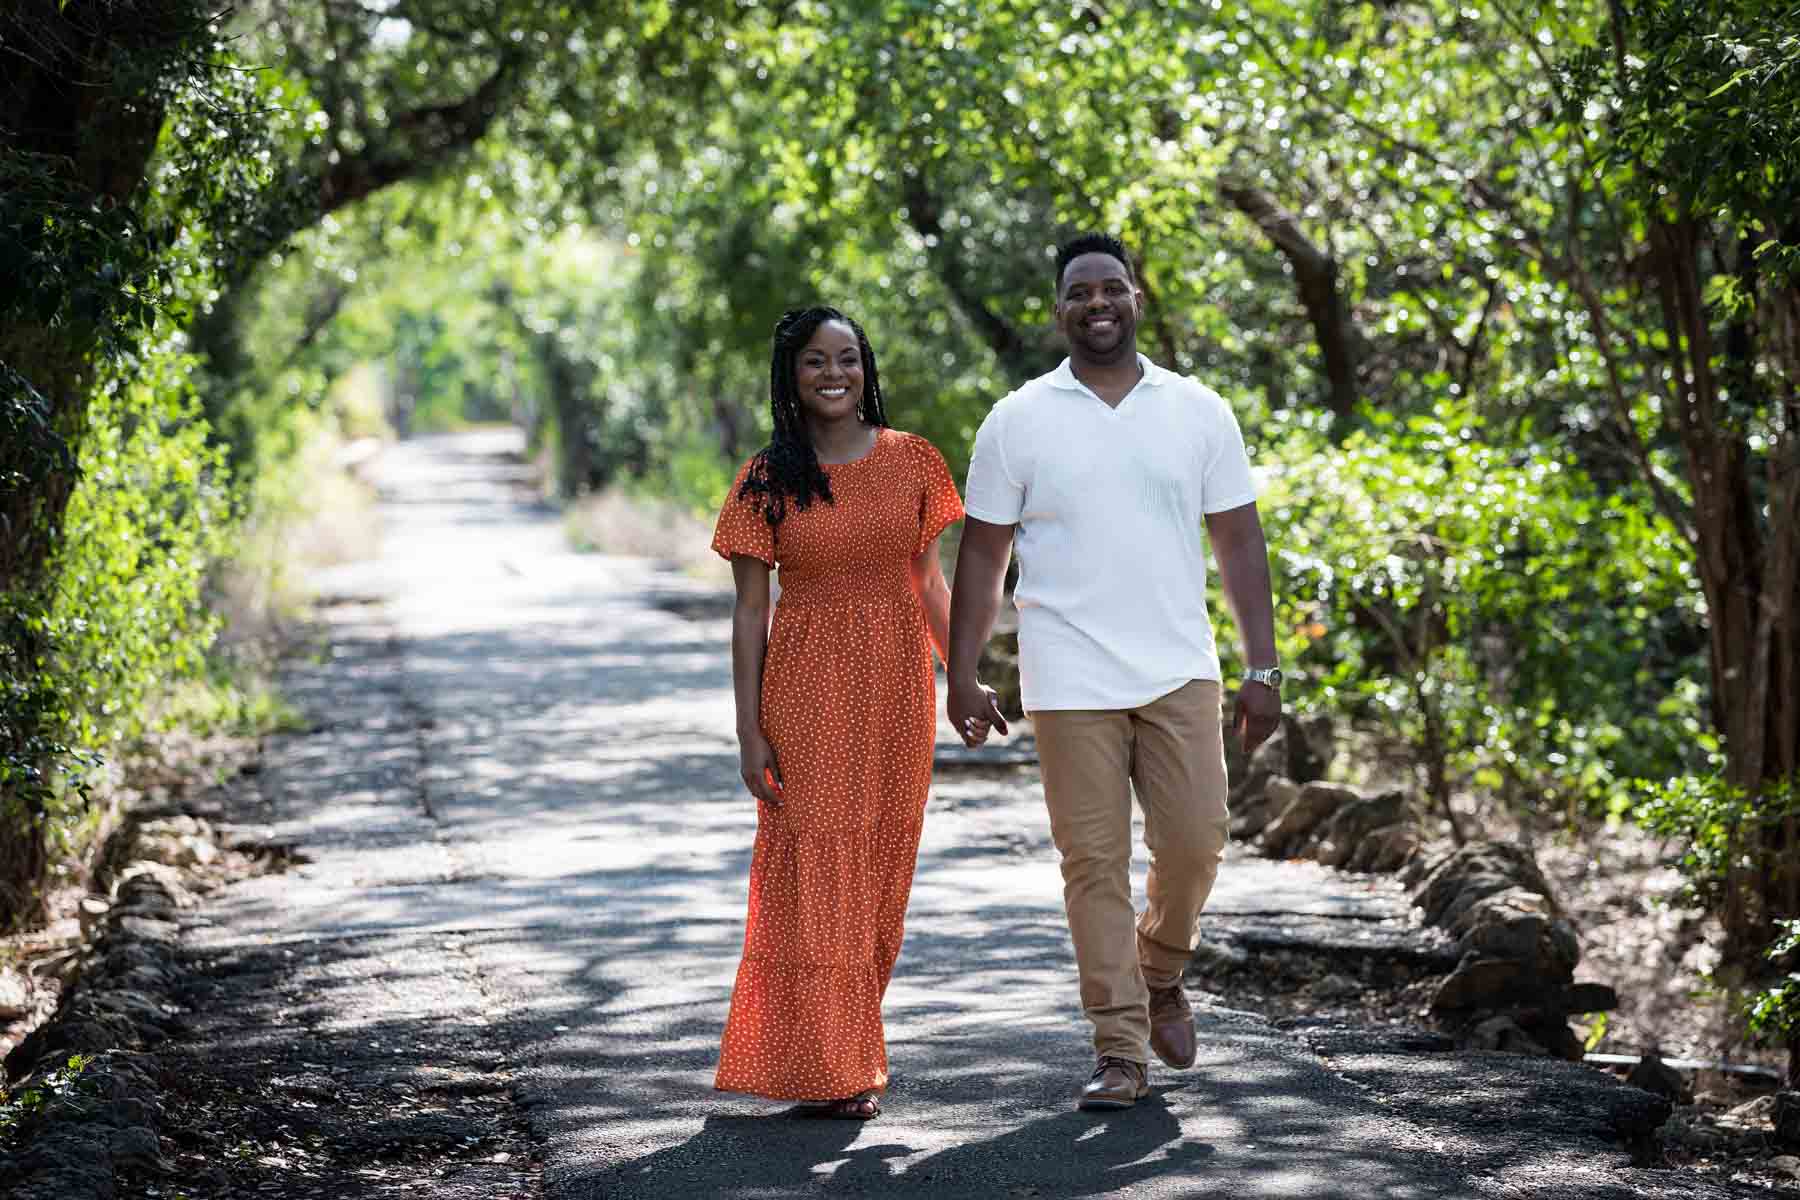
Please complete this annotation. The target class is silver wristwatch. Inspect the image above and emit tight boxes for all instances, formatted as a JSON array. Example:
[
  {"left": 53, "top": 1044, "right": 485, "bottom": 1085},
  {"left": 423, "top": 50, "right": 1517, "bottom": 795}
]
[{"left": 1242, "top": 666, "right": 1283, "bottom": 691}]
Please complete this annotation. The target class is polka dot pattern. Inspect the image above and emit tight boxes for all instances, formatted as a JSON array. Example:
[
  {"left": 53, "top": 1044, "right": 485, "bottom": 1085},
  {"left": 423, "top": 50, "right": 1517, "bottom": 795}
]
[{"left": 711, "top": 428, "right": 964, "bottom": 1101}]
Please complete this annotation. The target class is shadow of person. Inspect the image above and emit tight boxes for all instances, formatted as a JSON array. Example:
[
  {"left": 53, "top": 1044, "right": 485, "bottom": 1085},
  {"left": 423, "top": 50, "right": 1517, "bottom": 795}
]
[
  {"left": 600, "top": 1088, "right": 1213, "bottom": 1198},
  {"left": 823, "top": 1088, "right": 1215, "bottom": 1197},
  {"left": 608, "top": 1111, "right": 865, "bottom": 1196}
]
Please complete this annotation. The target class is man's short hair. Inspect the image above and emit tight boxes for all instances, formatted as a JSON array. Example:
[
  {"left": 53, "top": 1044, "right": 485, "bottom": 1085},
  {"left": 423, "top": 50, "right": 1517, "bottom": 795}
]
[{"left": 1054, "top": 233, "right": 1134, "bottom": 295}]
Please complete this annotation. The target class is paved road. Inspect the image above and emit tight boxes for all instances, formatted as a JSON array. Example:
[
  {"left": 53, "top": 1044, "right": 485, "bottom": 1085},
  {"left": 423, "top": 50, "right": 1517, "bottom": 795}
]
[{"left": 191, "top": 430, "right": 1700, "bottom": 1199}]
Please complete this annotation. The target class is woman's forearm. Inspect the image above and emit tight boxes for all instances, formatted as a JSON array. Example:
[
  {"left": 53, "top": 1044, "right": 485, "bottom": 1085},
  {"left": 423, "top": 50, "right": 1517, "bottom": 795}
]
[
  {"left": 727, "top": 556, "right": 774, "bottom": 738},
  {"left": 913, "top": 546, "right": 953, "bottom": 666},
  {"left": 730, "top": 602, "right": 770, "bottom": 737}
]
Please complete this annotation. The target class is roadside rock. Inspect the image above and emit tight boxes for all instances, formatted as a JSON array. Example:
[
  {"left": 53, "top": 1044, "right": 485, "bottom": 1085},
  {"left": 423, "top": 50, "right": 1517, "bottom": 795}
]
[
  {"left": 1776, "top": 1090, "right": 1800, "bottom": 1147},
  {"left": 1348, "top": 822, "right": 1420, "bottom": 873},
  {"left": 0, "top": 971, "right": 29, "bottom": 1021},
  {"left": 134, "top": 815, "right": 224, "bottom": 872},
  {"left": 1413, "top": 841, "right": 1615, "bottom": 1062},
  {"left": 1413, "top": 841, "right": 1554, "bottom": 926},
  {"left": 1, "top": 855, "right": 190, "bottom": 1199},
  {"left": 1625, "top": 1050, "right": 1693, "bottom": 1105},
  {"left": 1261, "top": 781, "right": 1359, "bottom": 857},
  {"left": 1230, "top": 768, "right": 1425, "bottom": 879},
  {"left": 1226, "top": 714, "right": 1334, "bottom": 815},
  {"left": 1230, "top": 775, "right": 1298, "bottom": 840},
  {"left": 1307, "top": 789, "right": 1411, "bottom": 867}
]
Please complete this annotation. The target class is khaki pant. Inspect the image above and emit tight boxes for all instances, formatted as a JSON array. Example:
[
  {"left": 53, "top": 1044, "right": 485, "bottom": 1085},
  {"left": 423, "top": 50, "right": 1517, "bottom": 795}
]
[{"left": 1031, "top": 679, "right": 1230, "bottom": 1063}]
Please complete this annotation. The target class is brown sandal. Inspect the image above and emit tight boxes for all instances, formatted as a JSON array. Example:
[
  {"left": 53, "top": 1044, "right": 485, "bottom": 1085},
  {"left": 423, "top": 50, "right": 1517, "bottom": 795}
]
[{"left": 796, "top": 1090, "right": 881, "bottom": 1120}]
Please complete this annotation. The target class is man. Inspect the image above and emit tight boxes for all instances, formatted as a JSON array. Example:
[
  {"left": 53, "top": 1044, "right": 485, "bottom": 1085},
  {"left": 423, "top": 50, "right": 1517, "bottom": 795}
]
[{"left": 947, "top": 232, "right": 1281, "bottom": 1110}]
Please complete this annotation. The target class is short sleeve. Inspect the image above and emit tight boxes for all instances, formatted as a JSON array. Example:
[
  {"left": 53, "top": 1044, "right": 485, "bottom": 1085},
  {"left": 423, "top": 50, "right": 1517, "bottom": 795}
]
[
  {"left": 962, "top": 402, "right": 1024, "bottom": 525},
  {"left": 711, "top": 460, "right": 776, "bottom": 566},
  {"left": 1197, "top": 385, "right": 1258, "bottom": 514},
  {"left": 911, "top": 436, "right": 965, "bottom": 555}
]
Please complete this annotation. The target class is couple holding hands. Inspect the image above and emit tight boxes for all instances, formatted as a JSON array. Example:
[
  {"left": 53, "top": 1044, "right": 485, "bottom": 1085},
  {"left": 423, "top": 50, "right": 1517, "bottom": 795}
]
[{"left": 710, "top": 233, "right": 1282, "bottom": 1119}]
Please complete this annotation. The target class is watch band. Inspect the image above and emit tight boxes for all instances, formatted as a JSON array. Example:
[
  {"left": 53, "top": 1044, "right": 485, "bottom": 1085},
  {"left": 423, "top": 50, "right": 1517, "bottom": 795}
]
[{"left": 1243, "top": 666, "right": 1283, "bottom": 690}]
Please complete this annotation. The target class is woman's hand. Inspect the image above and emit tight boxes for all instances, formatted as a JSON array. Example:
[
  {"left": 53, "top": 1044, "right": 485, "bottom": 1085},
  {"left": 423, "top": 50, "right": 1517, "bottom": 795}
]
[{"left": 739, "top": 729, "right": 785, "bottom": 806}]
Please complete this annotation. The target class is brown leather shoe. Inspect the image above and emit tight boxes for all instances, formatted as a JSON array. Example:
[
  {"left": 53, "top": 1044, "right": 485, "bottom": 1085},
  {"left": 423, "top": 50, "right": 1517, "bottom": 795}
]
[
  {"left": 1147, "top": 982, "right": 1197, "bottom": 1069},
  {"left": 1078, "top": 1056, "right": 1149, "bottom": 1110}
]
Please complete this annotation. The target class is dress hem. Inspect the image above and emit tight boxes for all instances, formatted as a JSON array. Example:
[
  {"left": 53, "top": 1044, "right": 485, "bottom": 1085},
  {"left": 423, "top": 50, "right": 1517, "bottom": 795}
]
[{"left": 713, "top": 1077, "right": 890, "bottom": 1102}]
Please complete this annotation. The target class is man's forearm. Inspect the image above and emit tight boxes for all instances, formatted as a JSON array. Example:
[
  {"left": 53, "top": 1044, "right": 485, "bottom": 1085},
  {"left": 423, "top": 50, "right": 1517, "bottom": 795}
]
[
  {"left": 1208, "top": 510, "right": 1277, "bottom": 667},
  {"left": 1221, "top": 548, "right": 1277, "bottom": 667}
]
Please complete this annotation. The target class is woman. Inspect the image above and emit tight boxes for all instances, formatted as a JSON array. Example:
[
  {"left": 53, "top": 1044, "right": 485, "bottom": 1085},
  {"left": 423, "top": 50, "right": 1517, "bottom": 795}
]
[{"left": 711, "top": 306, "right": 977, "bottom": 1120}]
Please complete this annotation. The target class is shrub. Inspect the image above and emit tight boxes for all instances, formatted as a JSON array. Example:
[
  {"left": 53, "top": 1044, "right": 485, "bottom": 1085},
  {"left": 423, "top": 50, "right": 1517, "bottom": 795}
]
[
  {"left": 1257, "top": 402, "right": 1704, "bottom": 829},
  {"left": 1746, "top": 920, "right": 1800, "bottom": 1087},
  {"left": 1636, "top": 771, "right": 1800, "bottom": 965},
  {"left": 0, "top": 344, "right": 232, "bottom": 922}
]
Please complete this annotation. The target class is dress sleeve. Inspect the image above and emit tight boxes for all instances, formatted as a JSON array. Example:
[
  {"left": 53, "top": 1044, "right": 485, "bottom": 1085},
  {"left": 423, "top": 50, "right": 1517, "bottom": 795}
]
[
  {"left": 913, "top": 436, "right": 966, "bottom": 555},
  {"left": 712, "top": 460, "right": 776, "bottom": 566}
]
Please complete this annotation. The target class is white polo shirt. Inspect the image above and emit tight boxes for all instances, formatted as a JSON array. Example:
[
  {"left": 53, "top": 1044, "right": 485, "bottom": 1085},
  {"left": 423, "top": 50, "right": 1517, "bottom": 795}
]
[{"left": 963, "top": 354, "right": 1257, "bottom": 711}]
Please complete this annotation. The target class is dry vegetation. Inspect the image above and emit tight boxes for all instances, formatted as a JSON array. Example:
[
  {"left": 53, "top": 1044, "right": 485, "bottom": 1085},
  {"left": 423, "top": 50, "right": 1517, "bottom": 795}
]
[{"left": 564, "top": 487, "right": 731, "bottom": 584}]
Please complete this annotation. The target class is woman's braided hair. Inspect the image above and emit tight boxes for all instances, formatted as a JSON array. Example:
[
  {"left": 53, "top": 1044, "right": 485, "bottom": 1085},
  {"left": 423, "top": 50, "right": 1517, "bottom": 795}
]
[{"left": 738, "top": 306, "right": 889, "bottom": 528}]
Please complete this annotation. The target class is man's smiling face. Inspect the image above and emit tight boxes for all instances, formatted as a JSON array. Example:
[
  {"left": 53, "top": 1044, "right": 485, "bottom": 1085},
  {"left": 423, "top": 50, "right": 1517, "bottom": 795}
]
[{"left": 1055, "top": 252, "right": 1143, "bottom": 365}]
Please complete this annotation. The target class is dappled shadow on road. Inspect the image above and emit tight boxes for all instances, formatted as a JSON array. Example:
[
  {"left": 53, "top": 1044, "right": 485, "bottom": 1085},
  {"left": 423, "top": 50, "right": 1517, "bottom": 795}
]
[
  {"left": 401, "top": 623, "right": 731, "bottom": 714},
  {"left": 452, "top": 888, "right": 1459, "bottom": 1200},
  {"left": 218, "top": 618, "right": 1465, "bottom": 1198},
  {"left": 150, "top": 930, "right": 537, "bottom": 1197},
  {"left": 601, "top": 1102, "right": 1214, "bottom": 1199}
]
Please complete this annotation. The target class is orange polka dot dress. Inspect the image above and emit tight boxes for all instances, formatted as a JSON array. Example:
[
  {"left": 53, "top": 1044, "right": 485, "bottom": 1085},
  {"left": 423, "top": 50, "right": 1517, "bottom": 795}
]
[{"left": 711, "top": 428, "right": 965, "bottom": 1101}]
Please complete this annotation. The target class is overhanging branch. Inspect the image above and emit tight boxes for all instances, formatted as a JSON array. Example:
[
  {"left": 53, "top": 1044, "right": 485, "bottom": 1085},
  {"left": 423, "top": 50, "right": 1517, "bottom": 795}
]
[
  {"left": 315, "top": 50, "right": 519, "bottom": 215},
  {"left": 1220, "top": 179, "right": 1358, "bottom": 423},
  {"left": 900, "top": 171, "right": 1056, "bottom": 384}
]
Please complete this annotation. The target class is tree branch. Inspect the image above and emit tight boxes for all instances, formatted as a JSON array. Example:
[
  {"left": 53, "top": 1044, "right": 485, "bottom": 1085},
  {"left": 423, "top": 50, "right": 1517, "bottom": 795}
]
[
  {"left": 899, "top": 170, "right": 1057, "bottom": 383},
  {"left": 316, "top": 50, "right": 519, "bottom": 215},
  {"left": 1219, "top": 179, "right": 1357, "bottom": 423}
]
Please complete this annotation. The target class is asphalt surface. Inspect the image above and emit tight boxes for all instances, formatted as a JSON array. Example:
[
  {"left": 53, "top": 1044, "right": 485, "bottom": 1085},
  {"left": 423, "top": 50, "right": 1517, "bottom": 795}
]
[{"left": 183, "top": 429, "right": 1742, "bottom": 1199}]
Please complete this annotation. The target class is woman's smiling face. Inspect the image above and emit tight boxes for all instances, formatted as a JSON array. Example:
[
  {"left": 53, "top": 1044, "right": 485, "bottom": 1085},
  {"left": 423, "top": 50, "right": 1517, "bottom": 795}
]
[{"left": 794, "top": 319, "right": 864, "bottom": 425}]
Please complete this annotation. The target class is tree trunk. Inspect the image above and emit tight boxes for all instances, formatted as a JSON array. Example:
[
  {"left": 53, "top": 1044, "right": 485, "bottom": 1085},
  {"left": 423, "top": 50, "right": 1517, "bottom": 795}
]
[
  {"left": 1650, "top": 214, "right": 1800, "bottom": 958},
  {"left": 1220, "top": 181, "right": 1359, "bottom": 427},
  {"left": 540, "top": 336, "right": 592, "bottom": 500}
]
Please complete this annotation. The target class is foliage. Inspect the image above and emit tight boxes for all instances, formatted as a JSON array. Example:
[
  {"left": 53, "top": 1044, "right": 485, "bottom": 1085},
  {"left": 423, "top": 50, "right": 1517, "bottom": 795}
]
[
  {"left": 43, "top": 351, "right": 233, "bottom": 748},
  {"left": 1561, "top": 0, "right": 1800, "bottom": 959},
  {"left": 1634, "top": 772, "right": 1800, "bottom": 947},
  {"left": 0, "top": 2, "right": 296, "bottom": 924},
  {"left": 1264, "top": 401, "right": 1704, "bottom": 827},
  {"left": 1746, "top": 920, "right": 1800, "bottom": 1045},
  {"left": 0, "top": 347, "right": 233, "bottom": 900},
  {"left": 0, "top": 1053, "right": 97, "bottom": 1144}
]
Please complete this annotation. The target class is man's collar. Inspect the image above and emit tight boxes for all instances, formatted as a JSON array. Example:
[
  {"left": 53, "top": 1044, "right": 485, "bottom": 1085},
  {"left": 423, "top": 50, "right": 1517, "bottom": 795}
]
[{"left": 1048, "top": 353, "right": 1166, "bottom": 391}]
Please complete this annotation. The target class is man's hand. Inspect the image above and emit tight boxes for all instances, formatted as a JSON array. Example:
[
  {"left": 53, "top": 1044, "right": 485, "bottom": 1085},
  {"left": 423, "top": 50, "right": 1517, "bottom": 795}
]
[
  {"left": 739, "top": 730, "right": 784, "bottom": 806},
  {"left": 948, "top": 675, "right": 1009, "bottom": 748},
  {"left": 1232, "top": 681, "right": 1281, "bottom": 757}
]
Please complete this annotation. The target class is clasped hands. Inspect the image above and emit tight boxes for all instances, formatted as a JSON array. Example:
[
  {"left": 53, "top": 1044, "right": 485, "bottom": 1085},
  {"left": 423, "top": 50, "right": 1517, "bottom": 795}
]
[{"left": 947, "top": 675, "right": 1008, "bottom": 749}]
